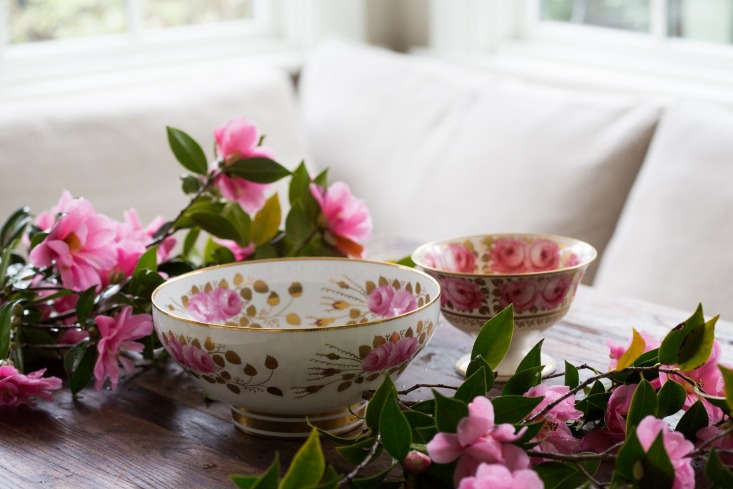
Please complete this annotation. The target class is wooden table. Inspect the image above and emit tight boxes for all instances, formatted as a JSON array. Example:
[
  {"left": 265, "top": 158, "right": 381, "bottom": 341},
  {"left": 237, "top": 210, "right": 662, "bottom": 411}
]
[{"left": 1, "top": 285, "right": 731, "bottom": 489}]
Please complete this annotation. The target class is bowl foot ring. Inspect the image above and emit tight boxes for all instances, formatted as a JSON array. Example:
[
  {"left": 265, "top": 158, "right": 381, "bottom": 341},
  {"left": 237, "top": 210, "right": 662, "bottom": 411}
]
[
  {"left": 231, "top": 401, "right": 367, "bottom": 439},
  {"left": 454, "top": 353, "right": 557, "bottom": 381}
]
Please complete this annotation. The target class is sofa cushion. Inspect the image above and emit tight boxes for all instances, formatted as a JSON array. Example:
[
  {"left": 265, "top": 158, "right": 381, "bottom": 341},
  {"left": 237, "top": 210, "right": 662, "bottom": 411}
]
[
  {"left": 299, "top": 42, "right": 660, "bottom": 281},
  {"left": 0, "top": 65, "right": 304, "bottom": 224},
  {"left": 596, "top": 103, "right": 733, "bottom": 317}
]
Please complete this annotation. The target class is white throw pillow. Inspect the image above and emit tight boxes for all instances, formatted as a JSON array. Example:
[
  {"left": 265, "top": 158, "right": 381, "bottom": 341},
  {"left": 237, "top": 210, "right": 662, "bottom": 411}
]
[
  {"left": 300, "top": 42, "right": 660, "bottom": 280},
  {"left": 596, "top": 103, "right": 733, "bottom": 317}
]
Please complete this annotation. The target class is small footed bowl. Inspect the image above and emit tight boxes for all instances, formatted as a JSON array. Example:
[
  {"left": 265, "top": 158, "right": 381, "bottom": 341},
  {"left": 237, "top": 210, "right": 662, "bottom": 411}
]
[
  {"left": 412, "top": 233, "right": 596, "bottom": 379},
  {"left": 151, "top": 258, "right": 441, "bottom": 438}
]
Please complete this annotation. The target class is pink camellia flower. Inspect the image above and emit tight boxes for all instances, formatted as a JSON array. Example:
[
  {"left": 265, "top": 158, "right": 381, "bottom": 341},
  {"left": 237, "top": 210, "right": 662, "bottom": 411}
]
[
  {"left": 35, "top": 190, "right": 74, "bottom": 231},
  {"left": 57, "top": 328, "right": 90, "bottom": 346},
  {"left": 310, "top": 182, "right": 372, "bottom": 258},
  {"left": 490, "top": 238, "right": 527, "bottom": 273},
  {"left": 524, "top": 384, "right": 582, "bottom": 454},
  {"left": 30, "top": 198, "right": 117, "bottom": 291},
  {"left": 403, "top": 451, "right": 431, "bottom": 474},
  {"left": 441, "top": 278, "right": 485, "bottom": 312},
  {"left": 164, "top": 332, "right": 217, "bottom": 374},
  {"left": 367, "top": 285, "right": 417, "bottom": 317},
  {"left": 608, "top": 331, "right": 660, "bottom": 370},
  {"left": 187, "top": 288, "right": 242, "bottom": 323},
  {"left": 537, "top": 275, "right": 573, "bottom": 309},
  {"left": 213, "top": 238, "right": 255, "bottom": 261},
  {"left": 659, "top": 340, "right": 726, "bottom": 424},
  {"left": 121, "top": 210, "right": 177, "bottom": 263},
  {"left": 497, "top": 280, "right": 537, "bottom": 313},
  {"left": 361, "top": 336, "right": 418, "bottom": 372},
  {"left": 0, "top": 365, "right": 62, "bottom": 407},
  {"left": 214, "top": 118, "right": 273, "bottom": 214},
  {"left": 525, "top": 239, "right": 560, "bottom": 271},
  {"left": 93, "top": 306, "right": 153, "bottom": 391},
  {"left": 580, "top": 383, "right": 637, "bottom": 452},
  {"left": 697, "top": 425, "right": 733, "bottom": 465},
  {"left": 457, "top": 463, "right": 544, "bottom": 489},
  {"left": 636, "top": 416, "right": 694, "bottom": 489},
  {"left": 427, "top": 396, "right": 529, "bottom": 486}
]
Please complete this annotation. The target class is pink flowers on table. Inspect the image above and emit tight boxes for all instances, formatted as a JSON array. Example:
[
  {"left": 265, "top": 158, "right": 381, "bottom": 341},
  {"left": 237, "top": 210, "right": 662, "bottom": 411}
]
[
  {"left": 441, "top": 278, "right": 485, "bottom": 312},
  {"left": 0, "top": 365, "right": 62, "bottom": 407},
  {"left": 367, "top": 285, "right": 417, "bottom": 318},
  {"left": 361, "top": 336, "right": 418, "bottom": 372},
  {"left": 427, "top": 396, "right": 529, "bottom": 486},
  {"left": 310, "top": 182, "right": 372, "bottom": 258},
  {"left": 163, "top": 332, "right": 217, "bottom": 374},
  {"left": 93, "top": 306, "right": 153, "bottom": 391},
  {"left": 635, "top": 416, "right": 695, "bottom": 489},
  {"left": 524, "top": 384, "right": 582, "bottom": 454},
  {"left": 489, "top": 238, "right": 563, "bottom": 274},
  {"left": 186, "top": 288, "right": 242, "bottom": 323},
  {"left": 214, "top": 118, "right": 272, "bottom": 214},
  {"left": 457, "top": 463, "right": 544, "bottom": 489}
]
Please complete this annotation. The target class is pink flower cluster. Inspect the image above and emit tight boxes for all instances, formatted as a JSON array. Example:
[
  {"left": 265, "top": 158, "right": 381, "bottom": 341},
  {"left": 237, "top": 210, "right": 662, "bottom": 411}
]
[
  {"left": 361, "top": 336, "right": 418, "bottom": 372},
  {"left": 186, "top": 288, "right": 243, "bottom": 323},
  {"left": 164, "top": 332, "right": 217, "bottom": 374},
  {"left": 30, "top": 191, "right": 175, "bottom": 292},
  {"left": 636, "top": 416, "right": 694, "bottom": 489},
  {"left": 0, "top": 365, "right": 62, "bottom": 407},
  {"left": 367, "top": 285, "right": 417, "bottom": 318},
  {"left": 310, "top": 182, "right": 372, "bottom": 258},
  {"left": 441, "top": 278, "right": 485, "bottom": 312},
  {"left": 524, "top": 384, "right": 583, "bottom": 455},
  {"left": 496, "top": 275, "right": 573, "bottom": 313},
  {"left": 490, "top": 238, "right": 562, "bottom": 274},
  {"left": 427, "top": 396, "right": 533, "bottom": 487}
]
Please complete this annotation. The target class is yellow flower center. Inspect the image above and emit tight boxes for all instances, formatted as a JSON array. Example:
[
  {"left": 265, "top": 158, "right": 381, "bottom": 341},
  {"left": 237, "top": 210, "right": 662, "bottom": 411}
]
[{"left": 65, "top": 232, "right": 82, "bottom": 252}]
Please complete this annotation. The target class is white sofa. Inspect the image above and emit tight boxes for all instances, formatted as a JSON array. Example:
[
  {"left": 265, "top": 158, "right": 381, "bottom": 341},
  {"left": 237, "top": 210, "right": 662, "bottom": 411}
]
[{"left": 1, "top": 42, "right": 731, "bottom": 319}]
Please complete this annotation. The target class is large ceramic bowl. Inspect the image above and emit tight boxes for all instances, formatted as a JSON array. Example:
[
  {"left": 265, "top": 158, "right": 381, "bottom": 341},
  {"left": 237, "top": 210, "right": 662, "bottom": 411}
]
[
  {"left": 151, "top": 258, "right": 440, "bottom": 438},
  {"left": 412, "top": 233, "right": 596, "bottom": 379}
]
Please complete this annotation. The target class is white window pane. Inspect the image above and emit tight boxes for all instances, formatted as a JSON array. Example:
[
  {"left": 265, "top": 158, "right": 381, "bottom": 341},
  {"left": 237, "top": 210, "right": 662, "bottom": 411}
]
[
  {"left": 8, "top": 0, "right": 126, "bottom": 43},
  {"left": 668, "top": 0, "right": 733, "bottom": 44},
  {"left": 541, "top": 0, "right": 651, "bottom": 32},
  {"left": 144, "top": 0, "right": 253, "bottom": 29}
]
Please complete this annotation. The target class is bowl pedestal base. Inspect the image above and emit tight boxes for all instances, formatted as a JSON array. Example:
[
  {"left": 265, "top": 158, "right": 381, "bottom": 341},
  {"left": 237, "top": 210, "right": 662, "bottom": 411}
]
[
  {"left": 454, "top": 353, "right": 556, "bottom": 381},
  {"left": 231, "top": 401, "right": 367, "bottom": 439}
]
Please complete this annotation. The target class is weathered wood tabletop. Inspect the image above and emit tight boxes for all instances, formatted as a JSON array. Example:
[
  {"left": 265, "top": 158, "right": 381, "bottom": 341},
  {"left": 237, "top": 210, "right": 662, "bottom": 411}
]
[{"left": 1, "top": 282, "right": 732, "bottom": 489}]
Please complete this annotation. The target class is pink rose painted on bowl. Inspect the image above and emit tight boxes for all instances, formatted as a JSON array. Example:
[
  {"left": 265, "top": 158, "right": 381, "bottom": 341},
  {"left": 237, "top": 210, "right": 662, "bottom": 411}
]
[
  {"left": 446, "top": 244, "right": 476, "bottom": 273},
  {"left": 367, "top": 286, "right": 417, "bottom": 317},
  {"left": 565, "top": 253, "right": 580, "bottom": 267},
  {"left": 441, "top": 278, "right": 485, "bottom": 312},
  {"left": 165, "top": 333, "right": 217, "bottom": 374},
  {"left": 497, "top": 280, "right": 537, "bottom": 313},
  {"left": 361, "top": 336, "right": 418, "bottom": 372},
  {"left": 490, "top": 238, "right": 528, "bottom": 273},
  {"left": 538, "top": 275, "right": 572, "bottom": 309},
  {"left": 187, "top": 288, "right": 242, "bottom": 323},
  {"left": 525, "top": 239, "right": 560, "bottom": 271}
]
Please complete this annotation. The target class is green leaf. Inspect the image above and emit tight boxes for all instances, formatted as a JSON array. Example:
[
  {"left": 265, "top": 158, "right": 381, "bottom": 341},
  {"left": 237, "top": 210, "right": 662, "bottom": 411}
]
[
  {"left": 379, "top": 393, "right": 412, "bottom": 460},
  {"left": 0, "top": 207, "right": 31, "bottom": 248},
  {"left": 180, "top": 175, "right": 202, "bottom": 194},
  {"left": 535, "top": 460, "right": 600, "bottom": 489},
  {"left": 279, "top": 429, "right": 325, "bottom": 489},
  {"left": 190, "top": 212, "right": 240, "bottom": 242},
  {"left": 313, "top": 168, "right": 328, "bottom": 187},
  {"left": 471, "top": 304, "right": 514, "bottom": 370},
  {"left": 350, "top": 463, "right": 398, "bottom": 489},
  {"left": 289, "top": 161, "right": 311, "bottom": 205},
  {"left": 182, "top": 227, "right": 200, "bottom": 259},
  {"left": 678, "top": 314, "right": 718, "bottom": 371},
  {"left": 285, "top": 202, "right": 316, "bottom": 252},
  {"left": 229, "top": 475, "right": 258, "bottom": 489},
  {"left": 515, "top": 420, "right": 545, "bottom": 445},
  {"left": 411, "top": 399, "right": 435, "bottom": 414},
  {"left": 29, "top": 231, "right": 48, "bottom": 250},
  {"left": 253, "top": 244, "right": 278, "bottom": 260},
  {"left": 720, "top": 365, "right": 733, "bottom": 411},
  {"left": 166, "top": 126, "right": 208, "bottom": 175},
  {"left": 675, "top": 400, "right": 709, "bottom": 441},
  {"left": 232, "top": 453, "right": 279, "bottom": 489},
  {"left": 564, "top": 361, "right": 579, "bottom": 389},
  {"left": 659, "top": 304, "right": 707, "bottom": 366},
  {"left": 335, "top": 437, "right": 379, "bottom": 464},
  {"left": 640, "top": 432, "right": 676, "bottom": 489},
  {"left": 613, "top": 430, "right": 646, "bottom": 484},
  {"left": 454, "top": 366, "right": 488, "bottom": 403},
  {"left": 225, "top": 157, "right": 291, "bottom": 183},
  {"left": 222, "top": 202, "right": 252, "bottom": 245},
  {"left": 63, "top": 340, "right": 98, "bottom": 394},
  {"left": 502, "top": 365, "right": 543, "bottom": 395},
  {"left": 395, "top": 256, "right": 416, "bottom": 268},
  {"left": 492, "top": 395, "right": 543, "bottom": 424},
  {"left": 626, "top": 379, "right": 658, "bottom": 434},
  {"left": 75, "top": 286, "right": 97, "bottom": 326},
  {"left": 0, "top": 300, "right": 21, "bottom": 359},
  {"left": 433, "top": 390, "right": 468, "bottom": 432},
  {"left": 251, "top": 194, "right": 281, "bottom": 246},
  {"left": 516, "top": 339, "right": 543, "bottom": 372},
  {"left": 366, "top": 375, "right": 397, "bottom": 430},
  {"left": 210, "top": 247, "right": 236, "bottom": 265},
  {"left": 465, "top": 355, "right": 495, "bottom": 392},
  {"left": 706, "top": 449, "right": 733, "bottom": 488},
  {"left": 656, "top": 380, "right": 686, "bottom": 418},
  {"left": 133, "top": 246, "right": 158, "bottom": 275}
]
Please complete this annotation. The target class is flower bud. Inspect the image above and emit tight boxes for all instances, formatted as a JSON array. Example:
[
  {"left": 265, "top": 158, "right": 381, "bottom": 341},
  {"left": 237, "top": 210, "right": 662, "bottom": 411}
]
[{"left": 403, "top": 450, "right": 431, "bottom": 474}]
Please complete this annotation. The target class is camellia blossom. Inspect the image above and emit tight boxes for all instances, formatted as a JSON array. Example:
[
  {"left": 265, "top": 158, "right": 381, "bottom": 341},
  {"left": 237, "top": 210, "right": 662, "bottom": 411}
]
[
  {"left": 120, "top": 209, "right": 176, "bottom": 263},
  {"left": 367, "top": 285, "right": 417, "bottom": 317},
  {"left": 361, "top": 336, "right": 418, "bottom": 372},
  {"left": 30, "top": 197, "right": 117, "bottom": 291},
  {"left": 213, "top": 238, "right": 256, "bottom": 261},
  {"left": 403, "top": 450, "right": 431, "bottom": 474},
  {"left": 581, "top": 383, "right": 636, "bottom": 452},
  {"left": 164, "top": 332, "right": 217, "bottom": 374},
  {"left": 427, "top": 396, "right": 528, "bottom": 486},
  {"left": 186, "top": 288, "right": 243, "bottom": 323},
  {"left": 524, "top": 384, "right": 582, "bottom": 454},
  {"left": 93, "top": 306, "right": 153, "bottom": 391},
  {"left": 636, "top": 416, "right": 694, "bottom": 489},
  {"left": 697, "top": 425, "right": 733, "bottom": 465},
  {"left": 310, "top": 182, "right": 372, "bottom": 258},
  {"left": 0, "top": 365, "right": 62, "bottom": 407},
  {"left": 457, "top": 463, "right": 544, "bottom": 489},
  {"left": 214, "top": 118, "right": 273, "bottom": 214},
  {"left": 35, "top": 190, "right": 74, "bottom": 231},
  {"left": 608, "top": 331, "right": 660, "bottom": 370}
]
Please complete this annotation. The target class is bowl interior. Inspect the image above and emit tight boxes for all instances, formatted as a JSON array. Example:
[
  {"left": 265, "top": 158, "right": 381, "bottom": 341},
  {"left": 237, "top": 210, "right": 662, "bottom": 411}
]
[
  {"left": 412, "top": 233, "right": 596, "bottom": 276},
  {"left": 152, "top": 258, "right": 439, "bottom": 329}
]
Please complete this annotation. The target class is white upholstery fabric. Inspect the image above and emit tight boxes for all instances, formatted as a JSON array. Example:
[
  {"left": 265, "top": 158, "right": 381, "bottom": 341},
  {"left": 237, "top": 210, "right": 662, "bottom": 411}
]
[
  {"left": 0, "top": 66, "right": 304, "bottom": 224},
  {"left": 300, "top": 42, "right": 660, "bottom": 280},
  {"left": 596, "top": 103, "right": 733, "bottom": 317}
]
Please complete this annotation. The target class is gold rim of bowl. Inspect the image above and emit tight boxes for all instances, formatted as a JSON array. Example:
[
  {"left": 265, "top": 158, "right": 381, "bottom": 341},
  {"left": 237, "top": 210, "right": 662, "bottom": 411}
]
[
  {"left": 151, "top": 256, "right": 441, "bottom": 332},
  {"left": 411, "top": 232, "right": 598, "bottom": 278}
]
